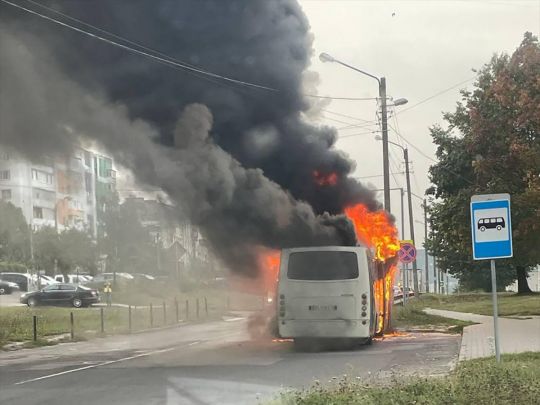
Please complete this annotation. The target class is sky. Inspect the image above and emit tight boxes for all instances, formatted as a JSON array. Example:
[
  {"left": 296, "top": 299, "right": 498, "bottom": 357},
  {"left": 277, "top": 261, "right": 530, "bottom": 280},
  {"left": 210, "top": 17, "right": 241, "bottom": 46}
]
[{"left": 299, "top": 0, "right": 540, "bottom": 245}]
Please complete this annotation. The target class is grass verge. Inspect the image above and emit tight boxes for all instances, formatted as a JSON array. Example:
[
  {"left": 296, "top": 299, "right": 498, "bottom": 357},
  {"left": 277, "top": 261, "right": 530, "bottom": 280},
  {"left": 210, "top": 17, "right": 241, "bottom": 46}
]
[
  {"left": 0, "top": 291, "right": 229, "bottom": 348},
  {"left": 275, "top": 352, "right": 540, "bottom": 405},
  {"left": 417, "top": 292, "right": 540, "bottom": 316},
  {"left": 392, "top": 300, "right": 474, "bottom": 333}
]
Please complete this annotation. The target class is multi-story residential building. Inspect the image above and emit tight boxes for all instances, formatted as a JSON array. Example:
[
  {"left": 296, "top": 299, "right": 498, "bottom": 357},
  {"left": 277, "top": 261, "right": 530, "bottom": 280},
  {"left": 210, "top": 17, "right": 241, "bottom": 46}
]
[
  {"left": 91, "top": 151, "right": 116, "bottom": 238},
  {"left": 0, "top": 147, "right": 116, "bottom": 237}
]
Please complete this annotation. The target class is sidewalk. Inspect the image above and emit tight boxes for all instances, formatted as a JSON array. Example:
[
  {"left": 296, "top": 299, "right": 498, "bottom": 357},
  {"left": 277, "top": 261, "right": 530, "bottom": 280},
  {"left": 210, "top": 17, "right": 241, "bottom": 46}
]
[{"left": 424, "top": 308, "right": 540, "bottom": 361}]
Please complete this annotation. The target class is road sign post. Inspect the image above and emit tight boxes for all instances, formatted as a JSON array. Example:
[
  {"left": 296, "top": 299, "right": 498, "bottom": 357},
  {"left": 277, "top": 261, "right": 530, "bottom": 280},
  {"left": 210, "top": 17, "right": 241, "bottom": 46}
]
[{"left": 471, "top": 193, "right": 513, "bottom": 363}]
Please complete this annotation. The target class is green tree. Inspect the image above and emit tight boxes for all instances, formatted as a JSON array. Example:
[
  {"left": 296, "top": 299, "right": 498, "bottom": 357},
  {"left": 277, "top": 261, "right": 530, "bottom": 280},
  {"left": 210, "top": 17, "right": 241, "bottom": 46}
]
[
  {"left": 58, "top": 228, "right": 97, "bottom": 275},
  {"left": 33, "top": 226, "right": 61, "bottom": 273},
  {"left": 33, "top": 227, "right": 97, "bottom": 275},
  {"left": 98, "top": 199, "right": 160, "bottom": 275},
  {"left": 0, "top": 200, "right": 30, "bottom": 264},
  {"left": 427, "top": 33, "right": 540, "bottom": 293}
]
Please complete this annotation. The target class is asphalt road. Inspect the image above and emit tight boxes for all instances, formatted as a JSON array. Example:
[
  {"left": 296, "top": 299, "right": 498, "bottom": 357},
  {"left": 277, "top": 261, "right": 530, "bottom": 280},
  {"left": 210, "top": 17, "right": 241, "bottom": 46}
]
[
  {"left": 0, "top": 290, "right": 23, "bottom": 307},
  {"left": 0, "top": 315, "right": 460, "bottom": 405}
]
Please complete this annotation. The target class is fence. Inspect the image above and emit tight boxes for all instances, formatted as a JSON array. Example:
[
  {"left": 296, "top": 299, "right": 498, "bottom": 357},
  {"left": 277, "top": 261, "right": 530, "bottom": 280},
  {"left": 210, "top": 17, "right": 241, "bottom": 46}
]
[{"left": 1, "top": 295, "right": 218, "bottom": 345}]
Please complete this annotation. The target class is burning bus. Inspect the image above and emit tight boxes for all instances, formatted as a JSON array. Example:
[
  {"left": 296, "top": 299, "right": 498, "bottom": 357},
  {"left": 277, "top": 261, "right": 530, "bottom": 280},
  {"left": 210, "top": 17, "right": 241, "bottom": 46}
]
[
  {"left": 257, "top": 203, "right": 399, "bottom": 345},
  {"left": 276, "top": 245, "right": 396, "bottom": 346},
  {"left": 277, "top": 246, "right": 378, "bottom": 345}
]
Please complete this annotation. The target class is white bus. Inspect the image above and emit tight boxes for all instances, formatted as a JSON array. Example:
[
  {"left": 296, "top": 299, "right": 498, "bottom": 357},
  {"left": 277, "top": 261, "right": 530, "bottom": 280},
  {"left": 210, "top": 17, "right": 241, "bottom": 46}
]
[{"left": 277, "top": 246, "right": 379, "bottom": 347}]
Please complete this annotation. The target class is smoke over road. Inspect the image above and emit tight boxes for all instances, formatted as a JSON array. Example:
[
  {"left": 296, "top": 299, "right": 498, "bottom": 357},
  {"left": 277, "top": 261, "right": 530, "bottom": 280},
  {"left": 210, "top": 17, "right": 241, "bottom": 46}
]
[{"left": 0, "top": 0, "right": 383, "bottom": 275}]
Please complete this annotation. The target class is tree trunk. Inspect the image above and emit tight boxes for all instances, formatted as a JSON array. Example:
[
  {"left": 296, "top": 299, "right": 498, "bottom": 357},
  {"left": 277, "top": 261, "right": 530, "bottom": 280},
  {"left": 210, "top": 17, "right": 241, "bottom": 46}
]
[{"left": 516, "top": 265, "right": 532, "bottom": 294}]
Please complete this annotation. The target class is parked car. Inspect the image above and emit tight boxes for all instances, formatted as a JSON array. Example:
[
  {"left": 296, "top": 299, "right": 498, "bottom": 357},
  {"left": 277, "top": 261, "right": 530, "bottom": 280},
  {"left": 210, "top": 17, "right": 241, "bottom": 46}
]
[
  {"left": 92, "top": 272, "right": 134, "bottom": 283},
  {"left": 0, "top": 272, "right": 35, "bottom": 292},
  {"left": 53, "top": 274, "right": 91, "bottom": 284},
  {"left": 133, "top": 273, "right": 156, "bottom": 281},
  {"left": 34, "top": 274, "right": 56, "bottom": 287},
  {"left": 20, "top": 283, "right": 100, "bottom": 308},
  {"left": 0, "top": 280, "right": 20, "bottom": 295}
]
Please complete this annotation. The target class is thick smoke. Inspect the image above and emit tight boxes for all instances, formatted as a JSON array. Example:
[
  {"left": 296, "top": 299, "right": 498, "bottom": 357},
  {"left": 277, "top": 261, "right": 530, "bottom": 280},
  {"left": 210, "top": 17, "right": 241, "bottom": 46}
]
[
  {"left": 0, "top": 28, "right": 356, "bottom": 274},
  {"left": 0, "top": 0, "right": 380, "bottom": 214}
]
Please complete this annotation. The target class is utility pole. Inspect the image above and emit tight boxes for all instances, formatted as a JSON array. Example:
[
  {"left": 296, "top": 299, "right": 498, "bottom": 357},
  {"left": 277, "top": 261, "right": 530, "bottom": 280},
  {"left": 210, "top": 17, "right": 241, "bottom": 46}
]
[
  {"left": 400, "top": 188, "right": 408, "bottom": 304},
  {"left": 155, "top": 232, "right": 161, "bottom": 273},
  {"left": 404, "top": 148, "right": 420, "bottom": 296},
  {"left": 379, "top": 78, "right": 391, "bottom": 213},
  {"left": 423, "top": 199, "right": 429, "bottom": 293},
  {"left": 433, "top": 258, "right": 438, "bottom": 293}
]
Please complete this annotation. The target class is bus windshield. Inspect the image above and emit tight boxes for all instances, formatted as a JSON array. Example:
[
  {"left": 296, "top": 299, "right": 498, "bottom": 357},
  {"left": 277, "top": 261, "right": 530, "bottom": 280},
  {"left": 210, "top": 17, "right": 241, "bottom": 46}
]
[{"left": 287, "top": 251, "right": 359, "bottom": 280}]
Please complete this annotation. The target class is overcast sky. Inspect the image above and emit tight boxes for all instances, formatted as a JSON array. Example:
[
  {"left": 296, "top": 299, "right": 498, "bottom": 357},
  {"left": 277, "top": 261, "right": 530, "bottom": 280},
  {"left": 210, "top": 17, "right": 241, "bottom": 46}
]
[{"left": 300, "top": 0, "right": 540, "bottom": 244}]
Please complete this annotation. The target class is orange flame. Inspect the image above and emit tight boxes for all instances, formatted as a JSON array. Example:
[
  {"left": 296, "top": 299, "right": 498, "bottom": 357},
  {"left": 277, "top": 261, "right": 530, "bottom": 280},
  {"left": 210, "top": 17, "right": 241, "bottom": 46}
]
[
  {"left": 373, "top": 277, "right": 385, "bottom": 332},
  {"left": 258, "top": 248, "right": 281, "bottom": 298},
  {"left": 344, "top": 204, "right": 400, "bottom": 261},
  {"left": 345, "top": 203, "right": 399, "bottom": 333},
  {"left": 313, "top": 170, "right": 338, "bottom": 186}
]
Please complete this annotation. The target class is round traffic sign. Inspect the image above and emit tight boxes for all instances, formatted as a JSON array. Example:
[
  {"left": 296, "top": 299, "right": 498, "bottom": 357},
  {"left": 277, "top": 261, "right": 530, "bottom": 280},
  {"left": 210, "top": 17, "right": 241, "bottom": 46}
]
[{"left": 398, "top": 242, "right": 416, "bottom": 264}]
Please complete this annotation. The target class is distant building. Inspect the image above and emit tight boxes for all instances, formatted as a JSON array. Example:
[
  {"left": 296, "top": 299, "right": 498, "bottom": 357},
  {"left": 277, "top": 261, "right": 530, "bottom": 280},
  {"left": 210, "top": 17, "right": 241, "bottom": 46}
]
[
  {"left": 121, "top": 197, "right": 211, "bottom": 277},
  {"left": 0, "top": 147, "right": 116, "bottom": 237}
]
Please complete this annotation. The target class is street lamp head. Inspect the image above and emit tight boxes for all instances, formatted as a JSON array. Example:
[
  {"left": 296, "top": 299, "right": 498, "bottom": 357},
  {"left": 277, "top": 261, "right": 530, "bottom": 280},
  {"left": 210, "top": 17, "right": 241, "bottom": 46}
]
[
  {"left": 374, "top": 135, "right": 383, "bottom": 141},
  {"left": 319, "top": 52, "right": 335, "bottom": 63},
  {"left": 393, "top": 98, "right": 408, "bottom": 106}
]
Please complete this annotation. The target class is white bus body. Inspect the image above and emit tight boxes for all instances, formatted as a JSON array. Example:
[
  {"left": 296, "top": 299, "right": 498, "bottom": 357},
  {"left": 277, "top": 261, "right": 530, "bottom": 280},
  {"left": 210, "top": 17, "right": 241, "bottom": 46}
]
[{"left": 277, "top": 246, "right": 378, "bottom": 343}]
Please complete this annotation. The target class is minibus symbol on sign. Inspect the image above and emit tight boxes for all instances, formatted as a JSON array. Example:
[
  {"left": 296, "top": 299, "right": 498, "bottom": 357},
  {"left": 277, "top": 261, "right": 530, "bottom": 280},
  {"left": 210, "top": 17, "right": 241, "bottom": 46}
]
[
  {"left": 470, "top": 194, "right": 513, "bottom": 260},
  {"left": 477, "top": 217, "right": 505, "bottom": 232}
]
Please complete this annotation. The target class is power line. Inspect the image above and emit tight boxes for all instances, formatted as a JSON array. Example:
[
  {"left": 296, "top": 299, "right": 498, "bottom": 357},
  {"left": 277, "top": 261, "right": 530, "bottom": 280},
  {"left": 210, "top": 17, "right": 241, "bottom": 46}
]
[
  {"left": 2, "top": 0, "right": 277, "bottom": 92},
  {"left": 3, "top": 0, "right": 384, "bottom": 102},
  {"left": 387, "top": 123, "right": 475, "bottom": 186},
  {"left": 336, "top": 122, "right": 380, "bottom": 130},
  {"left": 337, "top": 130, "right": 379, "bottom": 139},
  {"left": 355, "top": 172, "right": 405, "bottom": 179},
  {"left": 320, "top": 115, "right": 364, "bottom": 127},
  {"left": 396, "top": 77, "right": 475, "bottom": 115},
  {"left": 321, "top": 109, "right": 377, "bottom": 124}
]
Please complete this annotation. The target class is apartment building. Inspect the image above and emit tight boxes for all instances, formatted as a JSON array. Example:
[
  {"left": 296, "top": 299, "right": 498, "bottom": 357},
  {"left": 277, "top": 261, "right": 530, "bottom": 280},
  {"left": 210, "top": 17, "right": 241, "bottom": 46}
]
[{"left": 0, "top": 147, "right": 116, "bottom": 237}]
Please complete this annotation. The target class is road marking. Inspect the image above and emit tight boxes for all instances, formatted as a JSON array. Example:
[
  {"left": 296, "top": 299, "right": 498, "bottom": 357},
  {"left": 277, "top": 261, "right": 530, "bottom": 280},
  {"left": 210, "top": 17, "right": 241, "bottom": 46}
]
[
  {"left": 14, "top": 348, "right": 174, "bottom": 385},
  {"left": 224, "top": 317, "right": 245, "bottom": 322},
  {"left": 188, "top": 341, "right": 200, "bottom": 346}
]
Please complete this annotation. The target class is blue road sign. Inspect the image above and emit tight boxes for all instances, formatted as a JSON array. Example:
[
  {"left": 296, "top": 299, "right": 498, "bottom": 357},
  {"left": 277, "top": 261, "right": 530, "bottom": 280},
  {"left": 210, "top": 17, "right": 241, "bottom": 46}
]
[{"left": 470, "top": 194, "right": 513, "bottom": 260}]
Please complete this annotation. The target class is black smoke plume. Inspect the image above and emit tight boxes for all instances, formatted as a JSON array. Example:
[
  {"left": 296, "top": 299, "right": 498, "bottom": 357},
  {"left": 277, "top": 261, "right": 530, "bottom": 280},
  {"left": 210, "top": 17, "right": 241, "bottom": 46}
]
[{"left": 0, "top": 0, "right": 381, "bottom": 274}]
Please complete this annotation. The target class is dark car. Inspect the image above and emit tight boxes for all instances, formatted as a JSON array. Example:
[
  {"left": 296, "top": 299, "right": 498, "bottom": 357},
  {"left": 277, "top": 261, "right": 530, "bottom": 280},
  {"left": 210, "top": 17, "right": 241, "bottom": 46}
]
[
  {"left": 20, "top": 283, "right": 100, "bottom": 308},
  {"left": 0, "top": 272, "right": 33, "bottom": 291},
  {"left": 0, "top": 280, "right": 20, "bottom": 295}
]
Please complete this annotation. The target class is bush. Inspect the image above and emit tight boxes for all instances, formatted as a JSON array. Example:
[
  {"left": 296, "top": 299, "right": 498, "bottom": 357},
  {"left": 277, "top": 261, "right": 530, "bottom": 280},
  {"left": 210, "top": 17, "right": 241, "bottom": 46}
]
[{"left": 0, "top": 261, "right": 28, "bottom": 273}]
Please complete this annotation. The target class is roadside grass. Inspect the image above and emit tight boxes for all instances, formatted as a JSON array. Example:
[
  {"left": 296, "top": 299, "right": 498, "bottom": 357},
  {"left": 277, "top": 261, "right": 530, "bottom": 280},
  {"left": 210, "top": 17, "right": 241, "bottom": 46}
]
[
  {"left": 417, "top": 292, "right": 540, "bottom": 316},
  {"left": 0, "top": 290, "right": 232, "bottom": 348},
  {"left": 275, "top": 352, "right": 540, "bottom": 405},
  {"left": 392, "top": 300, "right": 474, "bottom": 333},
  {"left": 109, "top": 284, "right": 263, "bottom": 311}
]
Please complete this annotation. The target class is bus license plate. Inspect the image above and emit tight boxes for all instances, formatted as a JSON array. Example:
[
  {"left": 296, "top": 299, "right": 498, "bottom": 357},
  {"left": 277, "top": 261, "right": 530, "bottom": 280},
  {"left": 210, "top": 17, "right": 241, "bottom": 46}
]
[{"left": 308, "top": 305, "right": 337, "bottom": 311}]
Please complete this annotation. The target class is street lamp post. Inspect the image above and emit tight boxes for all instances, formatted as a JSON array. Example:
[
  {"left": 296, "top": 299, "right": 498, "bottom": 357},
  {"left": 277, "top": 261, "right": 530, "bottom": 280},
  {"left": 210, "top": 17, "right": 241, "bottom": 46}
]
[
  {"left": 423, "top": 200, "right": 429, "bottom": 293},
  {"left": 376, "top": 136, "right": 420, "bottom": 296},
  {"left": 373, "top": 187, "right": 408, "bottom": 303},
  {"left": 319, "top": 53, "right": 407, "bottom": 213}
]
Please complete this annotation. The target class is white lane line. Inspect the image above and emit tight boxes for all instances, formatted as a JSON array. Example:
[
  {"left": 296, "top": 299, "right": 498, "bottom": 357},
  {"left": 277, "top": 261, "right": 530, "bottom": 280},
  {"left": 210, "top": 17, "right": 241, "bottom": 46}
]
[
  {"left": 224, "top": 317, "right": 245, "bottom": 322},
  {"left": 14, "top": 348, "right": 174, "bottom": 386},
  {"left": 187, "top": 341, "right": 200, "bottom": 346}
]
